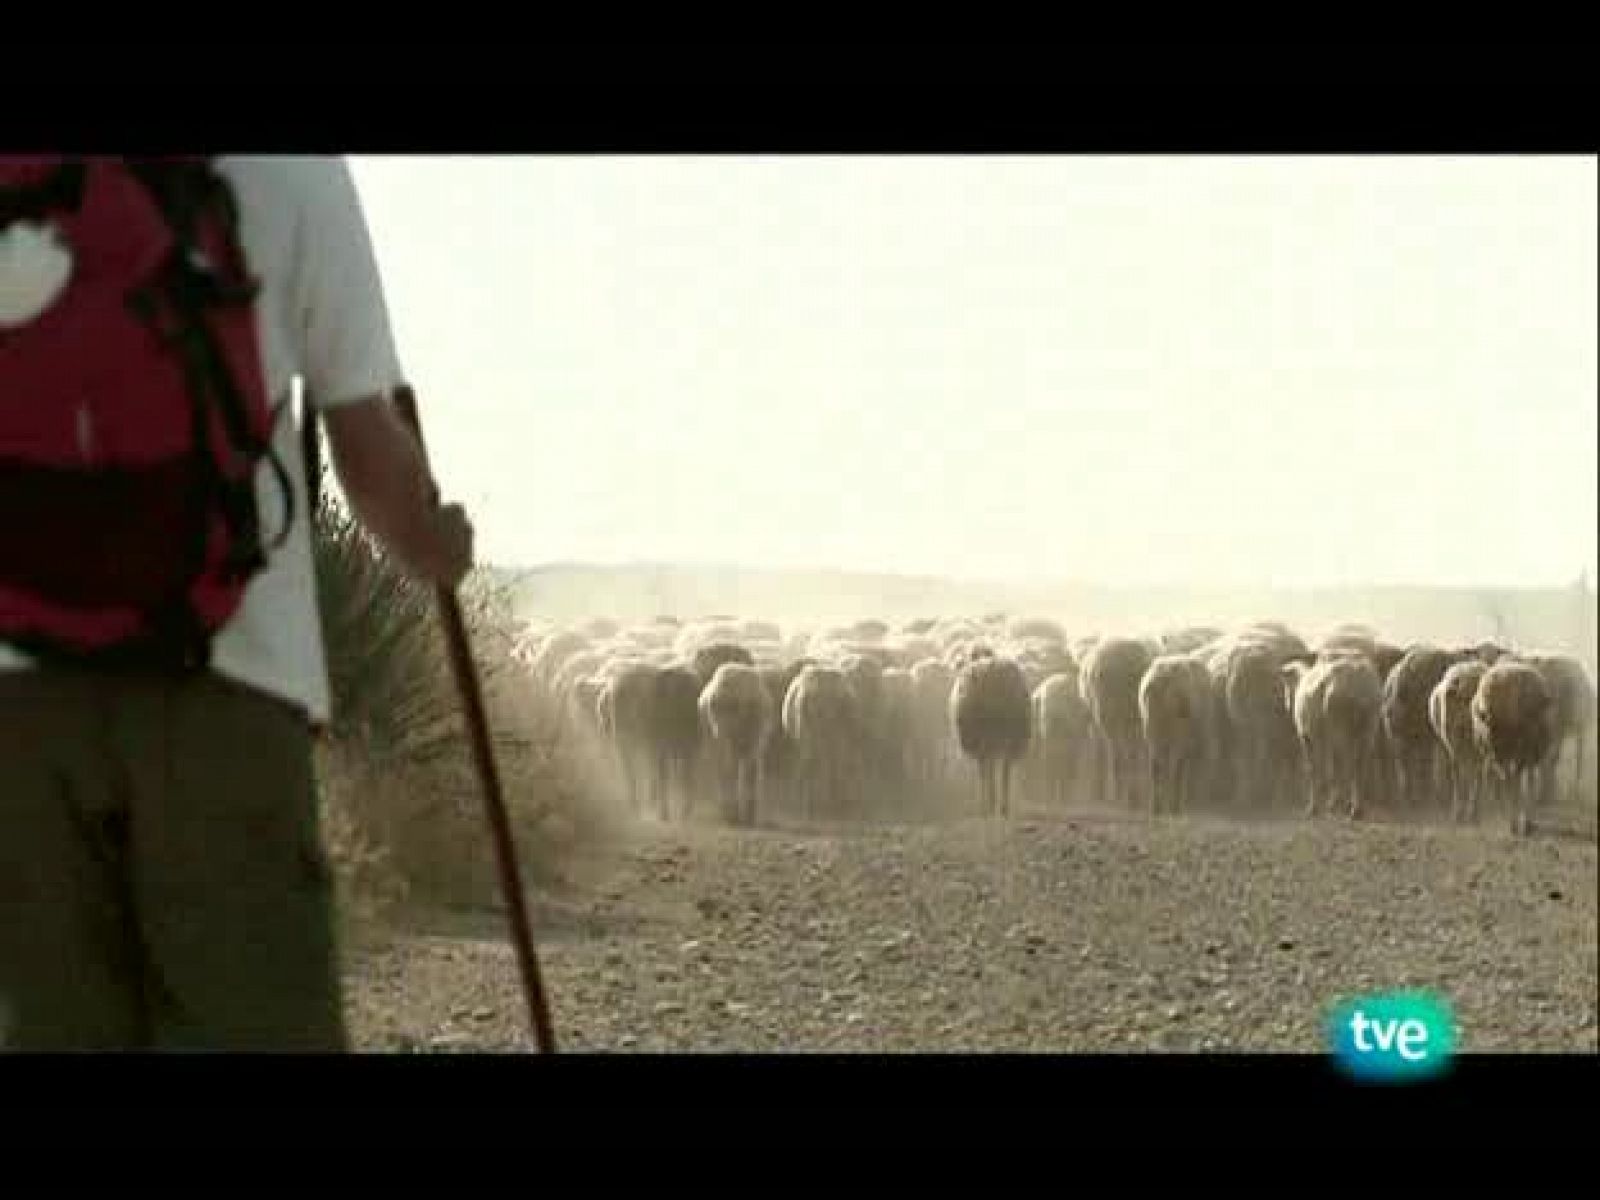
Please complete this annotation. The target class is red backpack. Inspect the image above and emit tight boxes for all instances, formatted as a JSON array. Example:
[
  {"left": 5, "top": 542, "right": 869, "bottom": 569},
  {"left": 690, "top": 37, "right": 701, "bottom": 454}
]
[{"left": 0, "top": 156, "right": 293, "bottom": 673}]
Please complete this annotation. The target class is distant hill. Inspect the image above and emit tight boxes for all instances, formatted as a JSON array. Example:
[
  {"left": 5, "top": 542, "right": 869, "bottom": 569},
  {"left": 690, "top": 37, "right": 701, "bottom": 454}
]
[{"left": 486, "top": 560, "right": 1597, "bottom": 668}]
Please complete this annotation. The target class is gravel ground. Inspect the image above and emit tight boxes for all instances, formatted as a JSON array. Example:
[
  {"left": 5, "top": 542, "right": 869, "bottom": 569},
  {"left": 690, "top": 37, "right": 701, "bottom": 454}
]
[{"left": 342, "top": 809, "right": 1598, "bottom": 1054}]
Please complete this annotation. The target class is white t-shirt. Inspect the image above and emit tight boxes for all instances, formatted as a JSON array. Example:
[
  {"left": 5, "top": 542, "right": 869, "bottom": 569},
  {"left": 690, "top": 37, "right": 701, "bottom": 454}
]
[{"left": 0, "top": 155, "right": 407, "bottom": 725}]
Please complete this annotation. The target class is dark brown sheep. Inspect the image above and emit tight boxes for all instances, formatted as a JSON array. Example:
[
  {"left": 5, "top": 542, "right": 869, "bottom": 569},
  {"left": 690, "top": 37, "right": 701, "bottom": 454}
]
[
  {"left": 950, "top": 654, "right": 1034, "bottom": 817},
  {"left": 1471, "top": 660, "right": 1557, "bottom": 837}
]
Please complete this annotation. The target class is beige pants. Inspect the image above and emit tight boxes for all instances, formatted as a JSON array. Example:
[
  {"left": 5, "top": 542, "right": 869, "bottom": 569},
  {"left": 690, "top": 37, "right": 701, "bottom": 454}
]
[{"left": 0, "top": 667, "right": 347, "bottom": 1051}]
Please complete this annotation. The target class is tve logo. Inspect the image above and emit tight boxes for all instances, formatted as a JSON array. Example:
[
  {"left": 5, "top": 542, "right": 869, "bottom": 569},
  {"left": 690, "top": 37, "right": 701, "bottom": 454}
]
[{"left": 1327, "top": 991, "right": 1456, "bottom": 1083}]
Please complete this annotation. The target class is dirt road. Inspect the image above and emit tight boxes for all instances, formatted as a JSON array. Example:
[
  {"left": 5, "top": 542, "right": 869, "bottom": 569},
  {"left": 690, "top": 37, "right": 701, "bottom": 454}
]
[{"left": 341, "top": 808, "right": 1598, "bottom": 1055}]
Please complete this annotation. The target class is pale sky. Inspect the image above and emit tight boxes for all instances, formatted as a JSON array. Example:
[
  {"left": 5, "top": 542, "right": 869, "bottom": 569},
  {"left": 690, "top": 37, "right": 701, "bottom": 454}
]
[{"left": 347, "top": 155, "right": 1597, "bottom": 590}]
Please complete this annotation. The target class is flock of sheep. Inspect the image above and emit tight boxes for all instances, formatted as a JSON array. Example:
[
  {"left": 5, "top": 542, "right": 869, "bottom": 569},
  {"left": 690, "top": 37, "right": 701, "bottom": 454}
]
[{"left": 512, "top": 613, "right": 1598, "bottom": 839}]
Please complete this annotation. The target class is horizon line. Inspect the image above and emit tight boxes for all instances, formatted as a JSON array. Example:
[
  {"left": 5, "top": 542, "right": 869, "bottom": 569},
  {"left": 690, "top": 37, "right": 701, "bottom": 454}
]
[{"left": 485, "top": 559, "right": 1598, "bottom": 596}]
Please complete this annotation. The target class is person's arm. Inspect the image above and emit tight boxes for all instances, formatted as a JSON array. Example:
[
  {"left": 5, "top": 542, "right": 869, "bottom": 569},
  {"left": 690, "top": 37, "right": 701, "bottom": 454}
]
[
  {"left": 322, "top": 395, "right": 473, "bottom": 586},
  {"left": 285, "top": 156, "right": 473, "bottom": 586}
]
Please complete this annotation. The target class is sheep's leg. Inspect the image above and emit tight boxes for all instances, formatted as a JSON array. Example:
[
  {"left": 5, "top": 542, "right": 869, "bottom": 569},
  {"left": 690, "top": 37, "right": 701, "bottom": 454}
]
[
  {"left": 656, "top": 750, "right": 671, "bottom": 823},
  {"left": 620, "top": 742, "right": 637, "bottom": 819},
  {"left": 635, "top": 746, "right": 651, "bottom": 821},
  {"left": 1300, "top": 744, "right": 1315, "bottom": 818},
  {"left": 1107, "top": 732, "right": 1120, "bottom": 809},
  {"left": 620, "top": 743, "right": 638, "bottom": 818},
  {"left": 1380, "top": 744, "right": 1399, "bottom": 814},
  {"left": 1430, "top": 743, "right": 1449, "bottom": 817},
  {"left": 1211, "top": 721, "right": 1232, "bottom": 811},
  {"left": 1316, "top": 747, "right": 1331, "bottom": 820},
  {"left": 1346, "top": 738, "right": 1365, "bottom": 821},
  {"left": 749, "top": 754, "right": 764, "bottom": 827},
  {"left": 1568, "top": 727, "right": 1581, "bottom": 809},
  {"left": 1377, "top": 744, "right": 1394, "bottom": 814},
  {"left": 1087, "top": 730, "right": 1105, "bottom": 808},
  {"left": 1305, "top": 748, "right": 1318, "bottom": 825},
  {"left": 1166, "top": 747, "right": 1181, "bottom": 816},
  {"left": 1184, "top": 748, "right": 1196, "bottom": 825},
  {"left": 1574, "top": 729, "right": 1587, "bottom": 812},
  {"left": 1101, "top": 731, "right": 1117, "bottom": 809},
  {"left": 1188, "top": 744, "right": 1204, "bottom": 816},
  {"left": 1581, "top": 726, "right": 1593, "bottom": 813},
  {"left": 722, "top": 745, "right": 738, "bottom": 824},
  {"left": 739, "top": 754, "right": 753, "bottom": 827},
  {"left": 1286, "top": 739, "right": 1312, "bottom": 825},
  {"left": 1187, "top": 741, "right": 1205, "bottom": 816},
  {"left": 1000, "top": 756, "right": 1014, "bottom": 819},
  {"left": 829, "top": 750, "right": 844, "bottom": 822},
  {"left": 1303, "top": 743, "right": 1322, "bottom": 819},
  {"left": 1284, "top": 739, "right": 1305, "bottom": 818},
  {"left": 844, "top": 741, "right": 858, "bottom": 820},
  {"left": 1104, "top": 740, "right": 1120, "bottom": 810}
]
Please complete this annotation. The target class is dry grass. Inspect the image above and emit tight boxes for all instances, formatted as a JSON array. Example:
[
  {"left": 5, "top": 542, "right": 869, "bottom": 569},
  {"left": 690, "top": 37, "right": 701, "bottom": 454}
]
[{"left": 309, "top": 472, "right": 626, "bottom": 937}]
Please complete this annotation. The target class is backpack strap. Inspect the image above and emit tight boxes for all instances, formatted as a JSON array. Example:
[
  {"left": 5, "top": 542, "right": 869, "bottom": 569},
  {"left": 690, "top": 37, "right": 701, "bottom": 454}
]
[
  {"left": 0, "top": 159, "right": 87, "bottom": 227},
  {"left": 124, "top": 159, "right": 299, "bottom": 564},
  {"left": 302, "top": 387, "right": 323, "bottom": 516}
]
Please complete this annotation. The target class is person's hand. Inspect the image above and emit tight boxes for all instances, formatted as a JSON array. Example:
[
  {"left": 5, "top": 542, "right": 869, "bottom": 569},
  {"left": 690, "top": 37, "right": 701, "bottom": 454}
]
[
  {"left": 321, "top": 397, "right": 477, "bottom": 588},
  {"left": 411, "top": 500, "right": 474, "bottom": 587}
]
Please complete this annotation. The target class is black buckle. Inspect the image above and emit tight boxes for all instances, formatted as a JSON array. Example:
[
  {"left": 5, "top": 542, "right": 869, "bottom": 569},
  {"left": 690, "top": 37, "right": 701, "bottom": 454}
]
[{"left": 0, "top": 160, "right": 87, "bottom": 228}]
